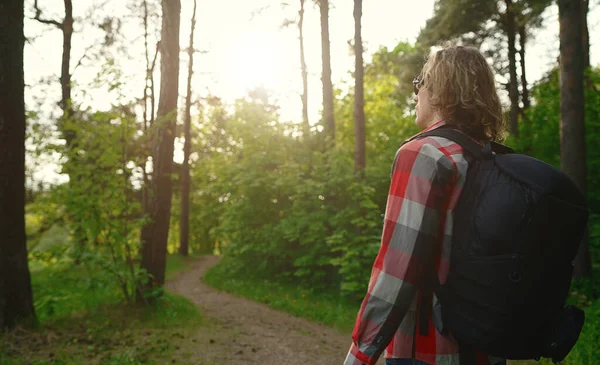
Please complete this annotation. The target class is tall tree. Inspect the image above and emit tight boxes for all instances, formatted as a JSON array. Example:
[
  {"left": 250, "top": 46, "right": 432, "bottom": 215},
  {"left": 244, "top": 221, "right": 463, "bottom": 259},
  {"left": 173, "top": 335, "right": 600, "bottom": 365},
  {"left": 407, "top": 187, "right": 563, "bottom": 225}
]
[
  {"left": 180, "top": 0, "right": 197, "bottom": 257},
  {"left": 518, "top": 25, "right": 530, "bottom": 113},
  {"left": 140, "top": 0, "right": 181, "bottom": 294},
  {"left": 419, "top": 0, "right": 553, "bottom": 138},
  {"left": 354, "top": 0, "right": 365, "bottom": 176},
  {"left": 299, "top": 0, "right": 309, "bottom": 138},
  {"left": 141, "top": 0, "right": 160, "bottom": 216},
  {"left": 505, "top": 0, "right": 519, "bottom": 137},
  {"left": 516, "top": 0, "right": 551, "bottom": 115},
  {"left": 0, "top": 0, "right": 37, "bottom": 329},
  {"left": 33, "top": 0, "right": 74, "bottom": 144},
  {"left": 558, "top": 0, "right": 590, "bottom": 278},
  {"left": 582, "top": 0, "right": 590, "bottom": 71},
  {"left": 318, "top": 0, "right": 335, "bottom": 145}
]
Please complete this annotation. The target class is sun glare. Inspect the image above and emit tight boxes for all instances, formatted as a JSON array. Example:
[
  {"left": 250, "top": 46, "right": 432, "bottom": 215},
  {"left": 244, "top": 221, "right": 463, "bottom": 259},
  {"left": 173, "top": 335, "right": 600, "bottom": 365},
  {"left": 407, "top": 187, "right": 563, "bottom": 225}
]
[{"left": 228, "top": 32, "right": 283, "bottom": 91}]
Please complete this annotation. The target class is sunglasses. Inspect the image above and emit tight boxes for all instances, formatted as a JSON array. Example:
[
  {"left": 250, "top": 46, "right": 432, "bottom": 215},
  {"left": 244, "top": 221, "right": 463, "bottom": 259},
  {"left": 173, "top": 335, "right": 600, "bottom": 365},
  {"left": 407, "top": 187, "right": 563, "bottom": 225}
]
[{"left": 413, "top": 76, "right": 424, "bottom": 95}]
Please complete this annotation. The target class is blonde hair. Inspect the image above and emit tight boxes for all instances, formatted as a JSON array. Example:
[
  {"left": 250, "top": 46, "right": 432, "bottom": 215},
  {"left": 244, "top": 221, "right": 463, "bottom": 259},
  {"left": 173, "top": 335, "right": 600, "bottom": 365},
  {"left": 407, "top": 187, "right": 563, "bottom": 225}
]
[{"left": 420, "top": 45, "right": 506, "bottom": 142}]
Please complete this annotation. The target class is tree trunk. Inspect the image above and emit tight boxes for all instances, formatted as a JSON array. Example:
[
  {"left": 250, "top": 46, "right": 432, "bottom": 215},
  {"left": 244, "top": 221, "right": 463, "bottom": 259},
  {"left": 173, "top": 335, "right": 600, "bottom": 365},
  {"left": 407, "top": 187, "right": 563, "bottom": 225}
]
[
  {"left": 518, "top": 25, "right": 529, "bottom": 114},
  {"left": 354, "top": 0, "right": 365, "bottom": 177},
  {"left": 299, "top": 0, "right": 309, "bottom": 138},
  {"left": 319, "top": 0, "right": 335, "bottom": 146},
  {"left": 141, "top": 0, "right": 159, "bottom": 219},
  {"left": 33, "top": 0, "right": 84, "bottom": 260},
  {"left": 505, "top": 0, "right": 520, "bottom": 138},
  {"left": 180, "top": 0, "right": 196, "bottom": 257},
  {"left": 140, "top": 0, "right": 181, "bottom": 294},
  {"left": 60, "top": 0, "right": 74, "bottom": 144},
  {"left": 582, "top": 0, "right": 589, "bottom": 70},
  {"left": 558, "top": 0, "right": 590, "bottom": 278},
  {"left": 0, "top": 0, "right": 37, "bottom": 329}
]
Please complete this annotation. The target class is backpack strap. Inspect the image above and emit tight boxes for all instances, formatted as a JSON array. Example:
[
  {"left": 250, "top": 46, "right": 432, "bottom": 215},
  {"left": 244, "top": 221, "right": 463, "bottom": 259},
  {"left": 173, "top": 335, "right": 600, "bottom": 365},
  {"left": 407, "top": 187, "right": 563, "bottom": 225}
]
[
  {"left": 415, "top": 127, "right": 485, "bottom": 159},
  {"left": 410, "top": 126, "right": 515, "bottom": 159}
]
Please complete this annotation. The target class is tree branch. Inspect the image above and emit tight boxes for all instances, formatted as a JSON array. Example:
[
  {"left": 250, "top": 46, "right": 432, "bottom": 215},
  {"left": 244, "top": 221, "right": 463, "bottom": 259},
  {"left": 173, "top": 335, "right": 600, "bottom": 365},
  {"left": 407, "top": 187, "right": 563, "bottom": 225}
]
[
  {"left": 71, "top": 44, "right": 96, "bottom": 77},
  {"left": 33, "top": 0, "right": 63, "bottom": 29}
]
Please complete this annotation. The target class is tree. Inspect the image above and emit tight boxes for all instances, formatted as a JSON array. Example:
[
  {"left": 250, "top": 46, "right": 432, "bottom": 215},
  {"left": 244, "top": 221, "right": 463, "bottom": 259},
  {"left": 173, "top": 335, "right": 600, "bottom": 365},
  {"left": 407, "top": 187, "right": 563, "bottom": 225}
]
[
  {"left": 180, "top": 0, "right": 197, "bottom": 257},
  {"left": 141, "top": 0, "right": 160, "bottom": 216},
  {"left": 0, "top": 0, "right": 37, "bottom": 329},
  {"left": 518, "top": 25, "right": 530, "bottom": 113},
  {"left": 33, "top": 0, "right": 74, "bottom": 144},
  {"left": 516, "top": 0, "right": 552, "bottom": 115},
  {"left": 299, "top": 0, "right": 310, "bottom": 138},
  {"left": 354, "top": 0, "right": 365, "bottom": 176},
  {"left": 318, "top": 0, "right": 335, "bottom": 145},
  {"left": 140, "top": 0, "right": 181, "bottom": 294},
  {"left": 582, "top": 0, "right": 590, "bottom": 71},
  {"left": 418, "top": 0, "right": 553, "bottom": 138},
  {"left": 558, "top": 0, "right": 590, "bottom": 278},
  {"left": 505, "top": 0, "right": 520, "bottom": 137}
]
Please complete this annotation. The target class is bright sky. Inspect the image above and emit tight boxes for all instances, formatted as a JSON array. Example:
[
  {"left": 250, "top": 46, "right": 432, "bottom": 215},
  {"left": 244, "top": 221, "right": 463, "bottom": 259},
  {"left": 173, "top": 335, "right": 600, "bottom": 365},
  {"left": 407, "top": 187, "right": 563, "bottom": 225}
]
[{"left": 23, "top": 0, "right": 600, "bottom": 185}]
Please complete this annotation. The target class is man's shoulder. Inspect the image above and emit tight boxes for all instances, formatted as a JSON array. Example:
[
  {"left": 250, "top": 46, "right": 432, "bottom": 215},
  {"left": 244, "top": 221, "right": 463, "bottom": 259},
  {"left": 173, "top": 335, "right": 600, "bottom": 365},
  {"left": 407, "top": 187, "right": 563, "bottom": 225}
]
[{"left": 400, "top": 134, "right": 465, "bottom": 159}]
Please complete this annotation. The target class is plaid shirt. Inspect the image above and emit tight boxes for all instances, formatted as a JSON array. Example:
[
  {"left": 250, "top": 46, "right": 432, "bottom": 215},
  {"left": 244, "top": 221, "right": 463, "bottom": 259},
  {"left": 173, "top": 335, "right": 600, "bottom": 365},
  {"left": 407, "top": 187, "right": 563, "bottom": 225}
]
[{"left": 344, "top": 121, "right": 505, "bottom": 365}]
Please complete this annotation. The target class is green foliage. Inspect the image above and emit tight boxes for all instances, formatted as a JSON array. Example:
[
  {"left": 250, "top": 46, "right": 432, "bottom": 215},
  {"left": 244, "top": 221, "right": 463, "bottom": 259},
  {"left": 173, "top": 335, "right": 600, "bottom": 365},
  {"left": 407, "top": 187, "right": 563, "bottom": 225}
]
[
  {"left": 564, "top": 298, "right": 600, "bottom": 365},
  {"left": 189, "top": 45, "right": 423, "bottom": 300},
  {"left": 516, "top": 67, "right": 600, "bottom": 212},
  {"left": 30, "top": 106, "right": 149, "bottom": 303}
]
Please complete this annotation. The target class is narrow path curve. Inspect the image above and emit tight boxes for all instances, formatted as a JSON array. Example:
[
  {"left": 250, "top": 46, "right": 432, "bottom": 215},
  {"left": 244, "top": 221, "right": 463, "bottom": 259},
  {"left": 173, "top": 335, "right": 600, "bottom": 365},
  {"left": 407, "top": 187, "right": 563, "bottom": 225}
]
[{"left": 166, "top": 255, "right": 383, "bottom": 365}]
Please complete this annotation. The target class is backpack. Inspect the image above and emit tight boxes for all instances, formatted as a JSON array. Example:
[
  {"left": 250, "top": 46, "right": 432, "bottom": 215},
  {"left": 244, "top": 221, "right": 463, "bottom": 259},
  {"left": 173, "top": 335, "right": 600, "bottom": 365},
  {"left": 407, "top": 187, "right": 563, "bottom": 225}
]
[{"left": 405, "top": 126, "right": 589, "bottom": 364}]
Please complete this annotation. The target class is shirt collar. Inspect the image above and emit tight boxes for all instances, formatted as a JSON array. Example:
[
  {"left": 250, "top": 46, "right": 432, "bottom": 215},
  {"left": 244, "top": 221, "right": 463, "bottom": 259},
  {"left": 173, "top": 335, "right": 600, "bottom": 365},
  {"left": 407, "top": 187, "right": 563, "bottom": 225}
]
[
  {"left": 407, "top": 119, "right": 446, "bottom": 141},
  {"left": 422, "top": 119, "right": 446, "bottom": 133}
]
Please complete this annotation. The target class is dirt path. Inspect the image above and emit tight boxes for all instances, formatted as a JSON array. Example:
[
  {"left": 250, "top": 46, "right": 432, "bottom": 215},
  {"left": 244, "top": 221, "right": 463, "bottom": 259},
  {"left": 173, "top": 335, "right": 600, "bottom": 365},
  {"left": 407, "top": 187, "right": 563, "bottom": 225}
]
[{"left": 166, "top": 255, "right": 384, "bottom": 365}]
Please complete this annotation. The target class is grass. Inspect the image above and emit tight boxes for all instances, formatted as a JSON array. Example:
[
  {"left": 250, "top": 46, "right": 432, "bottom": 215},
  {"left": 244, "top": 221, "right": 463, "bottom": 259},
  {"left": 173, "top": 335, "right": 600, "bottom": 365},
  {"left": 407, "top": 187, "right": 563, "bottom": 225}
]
[
  {"left": 203, "top": 258, "right": 359, "bottom": 333},
  {"left": 0, "top": 254, "right": 204, "bottom": 365},
  {"left": 165, "top": 253, "right": 198, "bottom": 280}
]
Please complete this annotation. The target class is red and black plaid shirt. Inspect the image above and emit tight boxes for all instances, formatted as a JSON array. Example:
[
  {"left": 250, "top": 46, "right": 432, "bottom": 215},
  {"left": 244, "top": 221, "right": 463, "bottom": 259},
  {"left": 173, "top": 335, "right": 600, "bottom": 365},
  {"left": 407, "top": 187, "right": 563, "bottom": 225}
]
[{"left": 344, "top": 121, "right": 505, "bottom": 365}]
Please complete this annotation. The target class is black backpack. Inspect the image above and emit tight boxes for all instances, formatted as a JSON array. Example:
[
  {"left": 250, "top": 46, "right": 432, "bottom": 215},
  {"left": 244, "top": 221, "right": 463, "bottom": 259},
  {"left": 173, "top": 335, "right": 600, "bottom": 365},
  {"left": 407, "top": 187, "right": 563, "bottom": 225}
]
[{"left": 405, "top": 127, "right": 589, "bottom": 364}]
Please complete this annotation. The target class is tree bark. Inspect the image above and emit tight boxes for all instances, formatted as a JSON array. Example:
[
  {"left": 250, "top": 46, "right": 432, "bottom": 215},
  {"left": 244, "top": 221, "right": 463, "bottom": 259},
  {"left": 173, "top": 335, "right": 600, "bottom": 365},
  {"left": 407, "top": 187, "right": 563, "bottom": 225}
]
[
  {"left": 319, "top": 0, "right": 335, "bottom": 145},
  {"left": 582, "top": 0, "right": 589, "bottom": 70},
  {"left": 299, "top": 0, "right": 309, "bottom": 138},
  {"left": 61, "top": 0, "right": 73, "bottom": 130},
  {"left": 518, "top": 25, "right": 529, "bottom": 114},
  {"left": 180, "top": 0, "right": 196, "bottom": 257},
  {"left": 558, "top": 0, "right": 590, "bottom": 278},
  {"left": 140, "top": 0, "right": 181, "bottom": 293},
  {"left": 505, "top": 0, "right": 520, "bottom": 138},
  {"left": 354, "top": 0, "right": 365, "bottom": 177},
  {"left": 0, "top": 0, "right": 37, "bottom": 329}
]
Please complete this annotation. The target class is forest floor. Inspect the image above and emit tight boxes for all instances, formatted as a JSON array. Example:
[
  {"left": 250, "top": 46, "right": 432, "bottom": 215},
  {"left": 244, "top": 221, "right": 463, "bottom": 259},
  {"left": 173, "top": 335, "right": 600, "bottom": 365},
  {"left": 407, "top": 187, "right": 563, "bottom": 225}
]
[
  {"left": 164, "top": 255, "right": 382, "bottom": 365},
  {"left": 0, "top": 255, "right": 378, "bottom": 365},
  {"left": 2, "top": 256, "right": 530, "bottom": 365}
]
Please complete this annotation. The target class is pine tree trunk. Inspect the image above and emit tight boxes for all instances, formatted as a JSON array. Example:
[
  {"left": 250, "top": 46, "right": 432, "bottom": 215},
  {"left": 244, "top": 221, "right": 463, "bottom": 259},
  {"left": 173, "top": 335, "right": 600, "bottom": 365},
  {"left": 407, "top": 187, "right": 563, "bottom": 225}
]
[
  {"left": 60, "top": 0, "right": 74, "bottom": 144},
  {"left": 299, "top": 0, "right": 309, "bottom": 138},
  {"left": 140, "top": 0, "right": 181, "bottom": 294},
  {"left": 319, "top": 0, "right": 335, "bottom": 146},
  {"left": 518, "top": 25, "right": 529, "bottom": 113},
  {"left": 0, "top": 0, "right": 37, "bottom": 329},
  {"left": 354, "top": 0, "right": 365, "bottom": 177},
  {"left": 505, "top": 0, "right": 520, "bottom": 138},
  {"left": 558, "top": 0, "right": 590, "bottom": 278},
  {"left": 180, "top": 0, "right": 196, "bottom": 257},
  {"left": 582, "top": 0, "right": 589, "bottom": 70}
]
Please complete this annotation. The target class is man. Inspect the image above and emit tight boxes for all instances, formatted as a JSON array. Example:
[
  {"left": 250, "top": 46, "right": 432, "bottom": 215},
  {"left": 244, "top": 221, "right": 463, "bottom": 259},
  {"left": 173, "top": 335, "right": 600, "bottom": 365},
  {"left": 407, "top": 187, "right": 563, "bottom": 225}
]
[{"left": 345, "top": 45, "right": 507, "bottom": 365}]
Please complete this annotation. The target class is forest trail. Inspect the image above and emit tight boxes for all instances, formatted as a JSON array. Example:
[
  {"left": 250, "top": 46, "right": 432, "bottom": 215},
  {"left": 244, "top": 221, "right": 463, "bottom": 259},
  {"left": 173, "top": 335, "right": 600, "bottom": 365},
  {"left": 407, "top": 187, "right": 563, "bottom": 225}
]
[{"left": 166, "top": 255, "right": 385, "bottom": 365}]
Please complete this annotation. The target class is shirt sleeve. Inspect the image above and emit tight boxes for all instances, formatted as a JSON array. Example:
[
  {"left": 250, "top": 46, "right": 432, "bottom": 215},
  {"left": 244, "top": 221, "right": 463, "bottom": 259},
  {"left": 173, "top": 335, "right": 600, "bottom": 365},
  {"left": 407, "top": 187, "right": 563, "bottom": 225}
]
[{"left": 344, "top": 139, "right": 458, "bottom": 365}]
